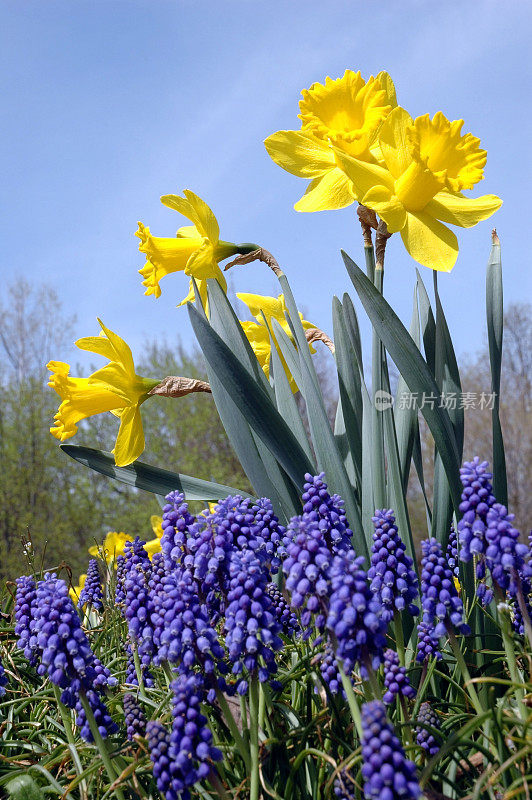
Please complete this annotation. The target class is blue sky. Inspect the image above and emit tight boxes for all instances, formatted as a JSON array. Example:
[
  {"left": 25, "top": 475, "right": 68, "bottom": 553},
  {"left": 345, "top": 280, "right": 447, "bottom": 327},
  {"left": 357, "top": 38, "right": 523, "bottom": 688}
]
[{"left": 2, "top": 0, "right": 531, "bottom": 374}]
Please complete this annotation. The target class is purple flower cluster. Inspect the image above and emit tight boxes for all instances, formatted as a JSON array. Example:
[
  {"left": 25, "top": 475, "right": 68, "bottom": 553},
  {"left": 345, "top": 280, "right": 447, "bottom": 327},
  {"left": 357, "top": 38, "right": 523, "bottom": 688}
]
[
  {"left": 78, "top": 559, "right": 103, "bottom": 611},
  {"left": 283, "top": 515, "right": 332, "bottom": 631},
  {"left": 327, "top": 550, "right": 387, "bottom": 678},
  {"left": 267, "top": 584, "right": 299, "bottom": 637},
  {"left": 123, "top": 693, "right": 146, "bottom": 741},
  {"left": 114, "top": 555, "right": 127, "bottom": 605},
  {"left": 18, "top": 573, "right": 117, "bottom": 740},
  {"left": 361, "top": 700, "right": 421, "bottom": 800},
  {"left": 151, "top": 569, "right": 226, "bottom": 694},
  {"left": 161, "top": 492, "right": 197, "bottom": 570},
  {"left": 368, "top": 510, "right": 419, "bottom": 624},
  {"left": 14, "top": 575, "right": 38, "bottom": 665},
  {"left": 382, "top": 649, "right": 415, "bottom": 705},
  {"left": 415, "top": 620, "right": 442, "bottom": 664},
  {"left": 447, "top": 526, "right": 459, "bottom": 578},
  {"left": 123, "top": 537, "right": 157, "bottom": 672},
  {"left": 147, "top": 674, "right": 221, "bottom": 800},
  {"left": 319, "top": 646, "right": 343, "bottom": 695},
  {"left": 224, "top": 549, "right": 283, "bottom": 694},
  {"left": 415, "top": 702, "right": 441, "bottom": 756},
  {"left": 301, "top": 472, "right": 353, "bottom": 554},
  {"left": 458, "top": 458, "right": 531, "bottom": 603},
  {"left": 420, "top": 538, "right": 470, "bottom": 638},
  {"left": 333, "top": 769, "right": 356, "bottom": 799}
]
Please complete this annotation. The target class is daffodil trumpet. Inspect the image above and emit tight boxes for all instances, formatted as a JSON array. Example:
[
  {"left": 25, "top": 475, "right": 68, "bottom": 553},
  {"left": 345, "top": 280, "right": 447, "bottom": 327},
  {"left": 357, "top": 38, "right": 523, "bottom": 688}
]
[{"left": 137, "top": 187, "right": 260, "bottom": 303}]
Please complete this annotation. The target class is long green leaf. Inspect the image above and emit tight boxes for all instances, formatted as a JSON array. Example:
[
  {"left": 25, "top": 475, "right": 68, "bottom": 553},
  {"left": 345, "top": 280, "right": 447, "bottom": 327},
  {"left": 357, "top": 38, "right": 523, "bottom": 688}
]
[
  {"left": 296, "top": 325, "right": 367, "bottom": 558},
  {"left": 60, "top": 445, "right": 251, "bottom": 501},
  {"left": 395, "top": 285, "right": 421, "bottom": 494},
  {"left": 486, "top": 232, "right": 507, "bottom": 504},
  {"left": 332, "top": 296, "right": 363, "bottom": 491},
  {"left": 416, "top": 269, "right": 436, "bottom": 375},
  {"left": 188, "top": 304, "right": 313, "bottom": 490},
  {"left": 342, "top": 251, "right": 462, "bottom": 513}
]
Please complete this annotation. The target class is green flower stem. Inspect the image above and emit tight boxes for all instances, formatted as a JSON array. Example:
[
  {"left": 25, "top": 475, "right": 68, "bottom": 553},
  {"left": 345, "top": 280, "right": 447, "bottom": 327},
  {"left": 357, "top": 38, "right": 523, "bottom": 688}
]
[
  {"left": 132, "top": 644, "right": 146, "bottom": 696},
  {"left": 163, "top": 661, "right": 175, "bottom": 687},
  {"left": 337, "top": 663, "right": 363, "bottom": 740},
  {"left": 371, "top": 260, "right": 386, "bottom": 510},
  {"left": 399, "top": 695, "right": 413, "bottom": 746},
  {"left": 207, "top": 769, "right": 231, "bottom": 800},
  {"left": 446, "top": 627, "right": 484, "bottom": 716},
  {"left": 78, "top": 692, "right": 125, "bottom": 800},
  {"left": 496, "top": 596, "right": 527, "bottom": 719},
  {"left": 248, "top": 677, "right": 260, "bottom": 800},
  {"left": 215, "top": 689, "right": 251, "bottom": 771},
  {"left": 515, "top": 575, "right": 532, "bottom": 651},
  {"left": 394, "top": 612, "right": 406, "bottom": 666},
  {"left": 363, "top": 662, "right": 382, "bottom": 701},
  {"left": 52, "top": 686, "right": 88, "bottom": 800}
]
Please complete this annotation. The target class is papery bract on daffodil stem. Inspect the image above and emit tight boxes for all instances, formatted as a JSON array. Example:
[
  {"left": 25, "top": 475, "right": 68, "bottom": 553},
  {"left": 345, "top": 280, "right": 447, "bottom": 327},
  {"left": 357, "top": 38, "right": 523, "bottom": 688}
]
[
  {"left": 237, "top": 292, "right": 317, "bottom": 392},
  {"left": 264, "top": 69, "right": 397, "bottom": 213},
  {"left": 47, "top": 319, "right": 160, "bottom": 466},
  {"left": 136, "top": 188, "right": 259, "bottom": 306}
]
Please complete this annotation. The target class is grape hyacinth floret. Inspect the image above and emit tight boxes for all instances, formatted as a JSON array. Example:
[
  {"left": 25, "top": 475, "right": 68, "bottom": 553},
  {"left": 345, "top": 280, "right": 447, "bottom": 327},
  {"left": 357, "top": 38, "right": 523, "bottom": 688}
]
[
  {"left": 416, "top": 702, "right": 441, "bottom": 756},
  {"left": 224, "top": 549, "right": 283, "bottom": 695},
  {"left": 447, "top": 525, "right": 460, "bottom": 579},
  {"left": 147, "top": 721, "right": 175, "bottom": 800},
  {"left": 319, "top": 645, "right": 344, "bottom": 696},
  {"left": 77, "top": 558, "right": 103, "bottom": 611},
  {"left": 114, "top": 555, "right": 127, "bottom": 606},
  {"left": 415, "top": 620, "right": 442, "bottom": 663},
  {"left": 361, "top": 700, "right": 421, "bottom": 800},
  {"left": 123, "top": 537, "right": 156, "bottom": 671},
  {"left": 267, "top": 584, "right": 299, "bottom": 637},
  {"left": 123, "top": 693, "right": 147, "bottom": 741},
  {"left": 368, "top": 509, "right": 419, "bottom": 624},
  {"left": 168, "top": 673, "right": 222, "bottom": 798},
  {"left": 484, "top": 503, "right": 529, "bottom": 592},
  {"left": 283, "top": 515, "right": 332, "bottom": 631},
  {"left": 29, "top": 573, "right": 117, "bottom": 740},
  {"left": 382, "top": 648, "right": 415, "bottom": 705},
  {"left": 14, "top": 575, "right": 38, "bottom": 665},
  {"left": 301, "top": 472, "right": 353, "bottom": 554},
  {"left": 327, "top": 550, "right": 387, "bottom": 678},
  {"left": 161, "top": 491, "right": 197, "bottom": 570},
  {"left": 420, "top": 538, "right": 470, "bottom": 638},
  {"left": 333, "top": 768, "right": 356, "bottom": 799}
]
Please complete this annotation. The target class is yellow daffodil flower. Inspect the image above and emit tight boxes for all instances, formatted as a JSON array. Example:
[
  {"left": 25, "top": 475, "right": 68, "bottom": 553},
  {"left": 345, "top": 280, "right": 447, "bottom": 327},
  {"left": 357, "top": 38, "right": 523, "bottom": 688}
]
[
  {"left": 334, "top": 107, "right": 502, "bottom": 271},
  {"left": 143, "top": 536, "right": 163, "bottom": 559},
  {"left": 238, "top": 292, "right": 316, "bottom": 391},
  {"left": 264, "top": 70, "right": 396, "bottom": 212},
  {"left": 150, "top": 515, "right": 164, "bottom": 539},
  {"left": 69, "top": 573, "right": 86, "bottom": 604},
  {"left": 137, "top": 190, "right": 243, "bottom": 302},
  {"left": 48, "top": 320, "right": 160, "bottom": 466},
  {"left": 89, "top": 531, "right": 133, "bottom": 563}
]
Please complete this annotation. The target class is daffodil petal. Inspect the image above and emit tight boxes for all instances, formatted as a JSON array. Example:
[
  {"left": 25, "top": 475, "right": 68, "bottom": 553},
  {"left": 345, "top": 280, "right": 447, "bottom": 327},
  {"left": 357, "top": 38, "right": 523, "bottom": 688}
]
[
  {"left": 378, "top": 106, "right": 414, "bottom": 179},
  {"left": 264, "top": 130, "right": 335, "bottom": 178},
  {"left": 88, "top": 363, "right": 136, "bottom": 403},
  {"left": 361, "top": 186, "right": 407, "bottom": 233},
  {"left": 75, "top": 336, "right": 116, "bottom": 362},
  {"left": 185, "top": 242, "right": 220, "bottom": 280},
  {"left": 426, "top": 192, "right": 502, "bottom": 229},
  {"left": 294, "top": 168, "right": 355, "bottom": 212},
  {"left": 176, "top": 225, "right": 200, "bottom": 239},
  {"left": 376, "top": 71, "right": 398, "bottom": 108},
  {"left": 113, "top": 405, "right": 145, "bottom": 467},
  {"left": 97, "top": 320, "right": 135, "bottom": 376},
  {"left": 401, "top": 211, "right": 458, "bottom": 272},
  {"left": 182, "top": 190, "right": 220, "bottom": 243},
  {"left": 332, "top": 149, "right": 394, "bottom": 201},
  {"left": 237, "top": 293, "right": 285, "bottom": 323}
]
